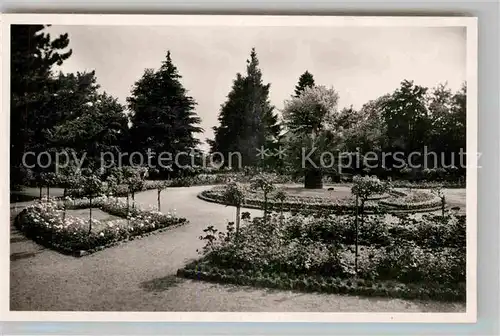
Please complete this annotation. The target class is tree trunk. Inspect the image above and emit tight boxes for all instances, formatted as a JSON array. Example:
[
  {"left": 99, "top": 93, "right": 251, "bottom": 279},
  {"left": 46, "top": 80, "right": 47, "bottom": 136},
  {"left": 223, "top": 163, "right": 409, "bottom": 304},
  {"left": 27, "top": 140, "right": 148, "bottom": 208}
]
[
  {"left": 304, "top": 168, "right": 323, "bottom": 189},
  {"left": 132, "top": 192, "right": 135, "bottom": 209},
  {"left": 126, "top": 194, "right": 130, "bottom": 218},
  {"left": 157, "top": 189, "right": 161, "bottom": 212},
  {"left": 441, "top": 196, "right": 446, "bottom": 218},
  {"left": 88, "top": 197, "right": 93, "bottom": 234},
  {"left": 354, "top": 195, "right": 359, "bottom": 274},
  {"left": 263, "top": 193, "right": 268, "bottom": 219},
  {"left": 235, "top": 206, "right": 241, "bottom": 242},
  {"left": 47, "top": 186, "right": 50, "bottom": 199},
  {"left": 62, "top": 188, "right": 67, "bottom": 222},
  {"left": 39, "top": 186, "right": 42, "bottom": 200}
]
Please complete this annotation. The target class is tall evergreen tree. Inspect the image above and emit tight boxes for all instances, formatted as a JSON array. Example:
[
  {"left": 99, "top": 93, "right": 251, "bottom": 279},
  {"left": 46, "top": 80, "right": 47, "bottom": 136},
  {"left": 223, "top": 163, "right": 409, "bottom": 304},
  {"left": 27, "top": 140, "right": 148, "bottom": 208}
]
[
  {"left": 10, "top": 25, "right": 72, "bottom": 187},
  {"left": 294, "top": 70, "right": 315, "bottom": 97},
  {"left": 127, "top": 51, "right": 202, "bottom": 174},
  {"left": 210, "top": 48, "right": 279, "bottom": 168}
]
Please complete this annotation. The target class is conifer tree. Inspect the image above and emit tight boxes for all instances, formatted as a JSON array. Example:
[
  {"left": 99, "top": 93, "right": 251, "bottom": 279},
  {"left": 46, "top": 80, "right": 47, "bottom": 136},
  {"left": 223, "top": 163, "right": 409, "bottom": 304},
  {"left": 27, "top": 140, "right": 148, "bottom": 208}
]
[
  {"left": 127, "top": 51, "right": 202, "bottom": 175},
  {"left": 10, "top": 25, "right": 72, "bottom": 187},
  {"left": 294, "top": 70, "right": 315, "bottom": 97},
  {"left": 210, "top": 48, "right": 279, "bottom": 168}
]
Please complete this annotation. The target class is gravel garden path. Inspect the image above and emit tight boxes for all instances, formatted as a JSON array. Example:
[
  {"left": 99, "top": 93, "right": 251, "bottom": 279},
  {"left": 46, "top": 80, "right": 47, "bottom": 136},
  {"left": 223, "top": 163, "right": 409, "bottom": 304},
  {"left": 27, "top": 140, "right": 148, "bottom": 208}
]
[{"left": 10, "top": 186, "right": 465, "bottom": 312}]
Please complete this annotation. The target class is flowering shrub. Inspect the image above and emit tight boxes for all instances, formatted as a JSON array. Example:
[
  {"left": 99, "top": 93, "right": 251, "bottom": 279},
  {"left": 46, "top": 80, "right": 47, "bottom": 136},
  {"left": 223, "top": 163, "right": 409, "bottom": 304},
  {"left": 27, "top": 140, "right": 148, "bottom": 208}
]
[
  {"left": 250, "top": 173, "right": 278, "bottom": 217},
  {"left": 283, "top": 212, "right": 465, "bottom": 249},
  {"left": 15, "top": 197, "right": 188, "bottom": 255},
  {"left": 351, "top": 175, "right": 389, "bottom": 201},
  {"left": 373, "top": 241, "right": 465, "bottom": 285},
  {"left": 177, "top": 211, "right": 465, "bottom": 301}
]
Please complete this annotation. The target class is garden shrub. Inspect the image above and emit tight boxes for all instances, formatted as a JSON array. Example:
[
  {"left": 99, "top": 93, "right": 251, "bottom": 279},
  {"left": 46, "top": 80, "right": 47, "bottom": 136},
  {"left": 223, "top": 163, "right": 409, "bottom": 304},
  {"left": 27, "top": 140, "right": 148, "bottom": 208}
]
[
  {"left": 279, "top": 212, "right": 465, "bottom": 248},
  {"left": 181, "top": 211, "right": 466, "bottom": 301}
]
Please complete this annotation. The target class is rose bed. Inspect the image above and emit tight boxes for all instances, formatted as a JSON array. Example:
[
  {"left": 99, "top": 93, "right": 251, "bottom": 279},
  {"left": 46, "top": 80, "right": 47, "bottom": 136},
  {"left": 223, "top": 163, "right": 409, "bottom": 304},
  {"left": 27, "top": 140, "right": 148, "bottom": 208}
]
[{"left": 14, "top": 197, "right": 189, "bottom": 256}]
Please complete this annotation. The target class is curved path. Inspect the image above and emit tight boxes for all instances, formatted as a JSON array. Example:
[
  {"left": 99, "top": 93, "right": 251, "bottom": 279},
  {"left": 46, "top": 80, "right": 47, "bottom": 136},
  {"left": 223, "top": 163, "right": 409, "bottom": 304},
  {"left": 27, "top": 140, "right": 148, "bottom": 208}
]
[{"left": 10, "top": 186, "right": 465, "bottom": 312}]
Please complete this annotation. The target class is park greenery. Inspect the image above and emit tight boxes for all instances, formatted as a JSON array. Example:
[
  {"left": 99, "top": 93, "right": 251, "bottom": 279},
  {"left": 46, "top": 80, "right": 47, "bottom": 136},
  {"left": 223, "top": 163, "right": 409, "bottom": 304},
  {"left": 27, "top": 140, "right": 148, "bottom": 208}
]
[
  {"left": 11, "top": 25, "right": 467, "bottom": 303},
  {"left": 180, "top": 176, "right": 465, "bottom": 301},
  {"left": 11, "top": 25, "right": 466, "bottom": 190}
]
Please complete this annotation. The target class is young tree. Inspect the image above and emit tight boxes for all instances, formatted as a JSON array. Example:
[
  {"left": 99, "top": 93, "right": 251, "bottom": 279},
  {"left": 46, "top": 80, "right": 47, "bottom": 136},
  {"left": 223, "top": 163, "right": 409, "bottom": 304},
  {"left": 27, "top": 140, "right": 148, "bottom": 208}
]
[
  {"left": 250, "top": 173, "right": 277, "bottom": 218},
  {"left": 274, "top": 189, "right": 287, "bottom": 222},
  {"left": 222, "top": 181, "right": 247, "bottom": 241},
  {"left": 351, "top": 175, "right": 389, "bottom": 273},
  {"left": 209, "top": 48, "right": 279, "bottom": 168},
  {"left": 57, "top": 164, "right": 82, "bottom": 221},
  {"left": 43, "top": 172, "right": 58, "bottom": 199},
  {"left": 82, "top": 171, "right": 105, "bottom": 234},
  {"left": 432, "top": 187, "right": 447, "bottom": 218},
  {"left": 294, "top": 70, "right": 315, "bottom": 97},
  {"left": 127, "top": 51, "right": 202, "bottom": 176},
  {"left": 122, "top": 167, "right": 147, "bottom": 209},
  {"left": 10, "top": 25, "right": 72, "bottom": 187}
]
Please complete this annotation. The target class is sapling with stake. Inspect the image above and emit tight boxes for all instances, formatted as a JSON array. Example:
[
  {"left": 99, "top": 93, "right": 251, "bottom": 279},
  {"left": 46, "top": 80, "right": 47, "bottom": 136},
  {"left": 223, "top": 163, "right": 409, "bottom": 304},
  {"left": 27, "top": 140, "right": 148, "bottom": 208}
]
[
  {"left": 222, "top": 181, "right": 246, "bottom": 243},
  {"left": 351, "top": 175, "right": 389, "bottom": 274}
]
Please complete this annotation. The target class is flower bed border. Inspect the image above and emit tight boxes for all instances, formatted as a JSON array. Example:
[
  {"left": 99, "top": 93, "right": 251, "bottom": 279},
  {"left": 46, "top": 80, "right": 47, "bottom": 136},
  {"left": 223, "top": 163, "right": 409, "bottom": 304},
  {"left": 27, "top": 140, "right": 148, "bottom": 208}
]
[
  {"left": 198, "top": 189, "right": 443, "bottom": 214},
  {"left": 176, "top": 261, "right": 465, "bottom": 302},
  {"left": 14, "top": 198, "right": 189, "bottom": 257},
  {"left": 390, "top": 181, "right": 465, "bottom": 189},
  {"left": 15, "top": 211, "right": 187, "bottom": 257}
]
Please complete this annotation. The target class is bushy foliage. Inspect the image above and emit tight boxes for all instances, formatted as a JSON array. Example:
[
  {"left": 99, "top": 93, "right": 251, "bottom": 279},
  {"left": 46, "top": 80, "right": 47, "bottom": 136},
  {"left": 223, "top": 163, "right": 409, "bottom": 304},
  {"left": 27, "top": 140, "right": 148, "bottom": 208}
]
[
  {"left": 196, "top": 212, "right": 465, "bottom": 284},
  {"left": 222, "top": 181, "right": 247, "bottom": 206},
  {"left": 250, "top": 173, "right": 278, "bottom": 194},
  {"left": 351, "top": 175, "right": 389, "bottom": 201}
]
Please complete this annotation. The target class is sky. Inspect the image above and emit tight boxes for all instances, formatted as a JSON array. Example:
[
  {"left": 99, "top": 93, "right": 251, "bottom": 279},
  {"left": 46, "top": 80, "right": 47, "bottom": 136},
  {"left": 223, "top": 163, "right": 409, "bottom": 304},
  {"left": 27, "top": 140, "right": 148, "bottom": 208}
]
[{"left": 46, "top": 25, "right": 466, "bottom": 150}]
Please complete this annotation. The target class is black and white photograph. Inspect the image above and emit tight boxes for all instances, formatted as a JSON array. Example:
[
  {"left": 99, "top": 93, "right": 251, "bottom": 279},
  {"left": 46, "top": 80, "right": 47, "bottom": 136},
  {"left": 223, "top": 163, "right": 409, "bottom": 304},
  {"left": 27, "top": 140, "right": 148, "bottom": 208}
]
[{"left": 4, "top": 14, "right": 477, "bottom": 322}]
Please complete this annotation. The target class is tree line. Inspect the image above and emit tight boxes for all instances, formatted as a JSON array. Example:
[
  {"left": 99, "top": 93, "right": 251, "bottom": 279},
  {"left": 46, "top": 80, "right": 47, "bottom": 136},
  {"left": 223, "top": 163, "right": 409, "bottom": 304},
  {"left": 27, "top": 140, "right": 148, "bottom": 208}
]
[{"left": 10, "top": 25, "right": 466, "bottom": 189}]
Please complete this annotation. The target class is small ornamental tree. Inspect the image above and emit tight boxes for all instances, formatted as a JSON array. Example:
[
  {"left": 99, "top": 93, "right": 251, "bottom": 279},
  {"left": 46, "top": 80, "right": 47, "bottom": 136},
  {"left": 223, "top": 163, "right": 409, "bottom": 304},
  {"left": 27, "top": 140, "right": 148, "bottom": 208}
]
[
  {"left": 250, "top": 172, "right": 277, "bottom": 218},
  {"left": 432, "top": 187, "right": 447, "bottom": 218},
  {"left": 222, "top": 181, "right": 246, "bottom": 241},
  {"left": 82, "top": 171, "right": 105, "bottom": 234},
  {"left": 34, "top": 170, "right": 45, "bottom": 200},
  {"left": 122, "top": 166, "right": 147, "bottom": 211},
  {"left": 106, "top": 167, "right": 124, "bottom": 196},
  {"left": 105, "top": 174, "right": 119, "bottom": 197},
  {"left": 351, "top": 175, "right": 389, "bottom": 273},
  {"left": 155, "top": 180, "right": 169, "bottom": 212},
  {"left": 44, "top": 172, "right": 58, "bottom": 199},
  {"left": 57, "top": 165, "right": 82, "bottom": 221},
  {"left": 274, "top": 189, "right": 287, "bottom": 222}
]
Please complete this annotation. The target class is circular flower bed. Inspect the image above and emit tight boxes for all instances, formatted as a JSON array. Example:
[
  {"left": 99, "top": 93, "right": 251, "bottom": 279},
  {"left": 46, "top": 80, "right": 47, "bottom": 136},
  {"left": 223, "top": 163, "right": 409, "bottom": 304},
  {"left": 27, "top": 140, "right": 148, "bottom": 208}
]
[{"left": 198, "top": 185, "right": 442, "bottom": 214}]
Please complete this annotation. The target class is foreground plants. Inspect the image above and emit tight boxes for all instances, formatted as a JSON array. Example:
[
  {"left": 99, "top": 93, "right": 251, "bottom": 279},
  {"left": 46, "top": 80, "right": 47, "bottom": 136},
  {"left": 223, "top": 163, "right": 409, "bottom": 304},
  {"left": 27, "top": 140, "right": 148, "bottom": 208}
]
[
  {"left": 177, "top": 212, "right": 465, "bottom": 302},
  {"left": 15, "top": 197, "right": 188, "bottom": 256}
]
